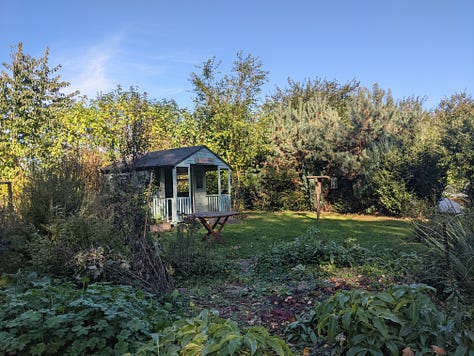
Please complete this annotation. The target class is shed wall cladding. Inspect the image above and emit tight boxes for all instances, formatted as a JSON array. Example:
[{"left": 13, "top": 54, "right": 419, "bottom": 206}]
[{"left": 180, "top": 148, "right": 230, "bottom": 169}]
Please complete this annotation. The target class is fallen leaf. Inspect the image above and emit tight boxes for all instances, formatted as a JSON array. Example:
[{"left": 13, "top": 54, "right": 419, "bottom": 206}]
[
  {"left": 402, "top": 347, "right": 415, "bottom": 356},
  {"left": 303, "top": 347, "right": 310, "bottom": 356}
]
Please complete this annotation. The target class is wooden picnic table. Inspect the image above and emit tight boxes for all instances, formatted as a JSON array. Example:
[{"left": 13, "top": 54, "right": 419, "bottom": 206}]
[{"left": 187, "top": 211, "right": 239, "bottom": 243}]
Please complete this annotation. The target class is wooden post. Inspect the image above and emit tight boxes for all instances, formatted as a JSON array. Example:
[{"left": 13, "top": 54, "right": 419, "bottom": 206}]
[
  {"left": 171, "top": 167, "right": 177, "bottom": 223},
  {"left": 0, "top": 181, "right": 13, "bottom": 213},
  {"left": 217, "top": 167, "right": 222, "bottom": 211},
  {"left": 187, "top": 165, "right": 192, "bottom": 214},
  {"left": 307, "top": 176, "right": 330, "bottom": 220},
  {"left": 227, "top": 168, "right": 231, "bottom": 210}
]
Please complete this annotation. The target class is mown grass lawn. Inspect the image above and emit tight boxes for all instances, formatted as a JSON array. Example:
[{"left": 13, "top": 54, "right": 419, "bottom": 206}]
[{"left": 211, "top": 211, "right": 422, "bottom": 258}]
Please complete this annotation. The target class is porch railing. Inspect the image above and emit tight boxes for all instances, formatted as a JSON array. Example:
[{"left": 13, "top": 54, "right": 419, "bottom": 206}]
[
  {"left": 207, "top": 194, "right": 231, "bottom": 212},
  {"left": 177, "top": 197, "right": 193, "bottom": 215},
  {"left": 151, "top": 197, "right": 172, "bottom": 221},
  {"left": 151, "top": 194, "right": 231, "bottom": 222}
]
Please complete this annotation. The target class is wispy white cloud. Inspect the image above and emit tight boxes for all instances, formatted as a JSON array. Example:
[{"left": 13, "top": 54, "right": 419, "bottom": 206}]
[
  {"left": 53, "top": 29, "right": 198, "bottom": 105},
  {"left": 57, "top": 35, "right": 122, "bottom": 98}
]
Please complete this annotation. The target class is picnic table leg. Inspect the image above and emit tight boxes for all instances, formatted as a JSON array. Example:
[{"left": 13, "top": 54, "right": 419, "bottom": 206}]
[
  {"left": 199, "top": 217, "right": 214, "bottom": 240},
  {"left": 207, "top": 216, "right": 230, "bottom": 243},
  {"left": 214, "top": 216, "right": 230, "bottom": 235},
  {"left": 198, "top": 216, "right": 229, "bottom": 243}
]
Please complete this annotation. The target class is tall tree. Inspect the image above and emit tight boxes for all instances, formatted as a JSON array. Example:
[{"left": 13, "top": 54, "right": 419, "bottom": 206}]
[
  {"left": 190, "top": 52, "right": 268, "bottom": 203},
  {"left": 435, "top": 92, "right": 474, "bottom": 199},
  {"left": 263, "top": 95, "right": 344, "bottom": 209},
  {"left": 87, "top": 86, "right": 192, "bottom": 164},
  {"left": 259, "top": 78, "right": 358, "bottom": 210},
  {"left": 0, "top": 43, "right": 76, "bottom": 183}
]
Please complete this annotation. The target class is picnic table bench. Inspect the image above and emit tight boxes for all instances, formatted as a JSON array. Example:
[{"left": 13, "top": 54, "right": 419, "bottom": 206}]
[{"left": 186, "top": 211, "right": 239, "bottom": 243}]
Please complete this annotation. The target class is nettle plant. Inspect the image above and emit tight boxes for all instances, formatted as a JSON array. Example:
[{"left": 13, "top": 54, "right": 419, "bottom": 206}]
[{"left": 287, "top": 284, "right": 473, "bottom": 355}]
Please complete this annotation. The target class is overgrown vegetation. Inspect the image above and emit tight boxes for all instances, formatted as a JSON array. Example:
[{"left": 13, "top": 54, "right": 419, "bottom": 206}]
[
  {"left": 161, "top": 222, "right": 239, "bottom": 282},
  {"left": 414, "top": 210, "right": 474, "bottom": 301},
  {"left": 1, "top": 43, "right": 474, "bottom": 355},
  {"left": 0, "top": 276, "right": 177, "bottom": 355},
  {"left": 137, "top": 309, "right": 294, "bottom": 355},
  {"left": 287, "top": 284, "right": 473, "bottom": 355}
]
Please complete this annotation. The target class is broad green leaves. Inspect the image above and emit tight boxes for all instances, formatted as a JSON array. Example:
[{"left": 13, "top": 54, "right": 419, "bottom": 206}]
[
  {"left": 0, "top": 280, "right": 176, "bottom": 355},
  {"left": 287, "top": 284, "right": 473, "bottom": 355},
  {"left": 137, "top": 309, "right": 294, "bottom": 355}
]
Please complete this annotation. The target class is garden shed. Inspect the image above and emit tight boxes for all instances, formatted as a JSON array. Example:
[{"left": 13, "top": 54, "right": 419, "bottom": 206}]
[{"left": 103, "top": 146, "right": 232, "bottom": 224}]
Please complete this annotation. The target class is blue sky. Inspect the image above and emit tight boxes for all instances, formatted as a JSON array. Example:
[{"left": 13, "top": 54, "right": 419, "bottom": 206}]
[{"left": 1, "top": 0, "right": 473, "bottom": 110}]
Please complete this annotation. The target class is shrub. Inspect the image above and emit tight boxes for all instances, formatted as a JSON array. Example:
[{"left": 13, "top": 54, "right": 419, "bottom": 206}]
[
  {"left": 0, "top": 278, "right": 176, "bottom": 355},
  {"left": 26, "top": 206, "right": 126, "bottom": 278},
  {"left": 137, "top": 309, "right": 294, "bottom": 355},
  {"left": 286, "top": 284, "right": 474, "bottom": 355},
  {"left": 253, "top": 227, "right": 371, "bottom": 275},
  {"left": 0, "top": 223, "right": 33, "bottom": 274}
]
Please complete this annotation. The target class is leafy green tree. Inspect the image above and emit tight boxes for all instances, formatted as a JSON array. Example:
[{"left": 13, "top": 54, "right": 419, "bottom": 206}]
[
  {"left": 190, "top": 52, "right": 268, "bottom": 205},
  {"left": 0, "top": 43, "right": 76, "bottom": 183},
  {"left": 435, "top": 92, "right": 474, "bottom": 199},
  {"left": 86, "top": 86, "right": 192, "bottom": 164}
]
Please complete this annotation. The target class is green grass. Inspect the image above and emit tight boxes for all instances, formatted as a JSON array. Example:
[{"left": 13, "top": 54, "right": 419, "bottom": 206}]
[{"left": 205, "top": 211, "right": 422, "bottom": 258}]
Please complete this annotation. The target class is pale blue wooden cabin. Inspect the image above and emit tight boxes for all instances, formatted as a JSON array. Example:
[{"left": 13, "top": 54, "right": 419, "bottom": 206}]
[{"left": 104, "top": 146, "right": 232, "bottom": 224}]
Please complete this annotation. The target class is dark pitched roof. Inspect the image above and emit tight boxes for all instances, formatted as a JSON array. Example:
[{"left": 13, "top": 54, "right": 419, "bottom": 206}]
[
  {"left": 101, "top": 145, "right": 226, "bottom": 173},
  {"left": 134, "top": 145, "right": 205, "bottom": 168}
]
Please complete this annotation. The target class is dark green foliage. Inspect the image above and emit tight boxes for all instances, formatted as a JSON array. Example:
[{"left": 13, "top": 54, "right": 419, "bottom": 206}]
[
  {"left": 436, "top": 92, "right": 474, "bottom": 200},
  {"left": 253, "top": 227, "right": 371, "bottom": 275},
  {"left": 0, "top": 224, "right": 32, "bottom": 274},
  {"left": 253, "top": 227, "right": 424, "bottom": 280},
  {"left": 137, "top": 309, "right": 294, "bottom": 355},
  {"left": 0, "top": 278, "right": 176, "bottom": 355},
  {"left": 257, "top": 163, "right": 309, "bottom": 211},
  {"left": 287, "top": 284, "right": 473, "bottom": 355}
]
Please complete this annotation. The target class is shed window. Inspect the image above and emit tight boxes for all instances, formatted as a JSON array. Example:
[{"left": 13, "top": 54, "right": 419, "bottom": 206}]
[{"left": 177, "top": 167, "right": 189, "bottom": 196}]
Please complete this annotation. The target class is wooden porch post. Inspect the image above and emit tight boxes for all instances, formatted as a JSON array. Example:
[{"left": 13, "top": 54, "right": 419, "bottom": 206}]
[
  {"left": 188, "top": 165, "right": 192, "bottom": 213},
  {"left": 172, "top": 167, "right": 177, "bottom": 223},
  {"left": 217, "top": 167, "right": 222, "bottom": 211}
]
